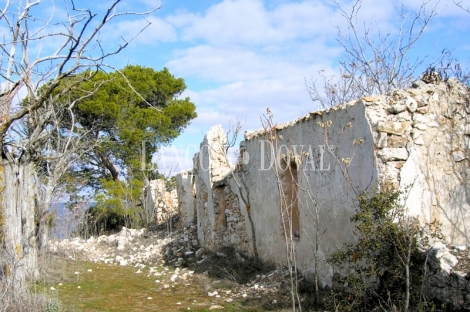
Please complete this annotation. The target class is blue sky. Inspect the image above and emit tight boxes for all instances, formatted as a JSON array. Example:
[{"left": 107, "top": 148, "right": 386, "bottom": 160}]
[
  {"left": 8, "top": 0, "right": 470, "bottom": 175},
  {"left": 124, "top": 0, "right": 469, "bottom": 175}
]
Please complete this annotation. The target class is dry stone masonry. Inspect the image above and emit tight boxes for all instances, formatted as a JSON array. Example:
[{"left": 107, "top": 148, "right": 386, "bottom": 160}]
[
  {"left": 145, "top": 179, "right": 178, "bottom": 224},
  {"left": 176, "top": 78, "right": 470, "bottom": 308}
]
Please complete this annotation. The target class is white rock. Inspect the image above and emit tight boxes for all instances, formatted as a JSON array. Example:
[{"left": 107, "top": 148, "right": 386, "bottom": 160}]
[
  {"left": 452, "top": 150, "right": 466, "bottom": 162},
  {"left": 388, "top": 104, "right": 407, "bottom": 114},
  {"left": 405, "top": 97, "right": 418, "bottom": 112},
  {"left": 378, "top": 148, "right": 409, "bottom": 161},
  {"left": 119, "top": 259, "right": 128, "bottom": 266},
  {"left": 452, "top": 244, "right": 467, "bottom": 251},
  {"left": 414, "top": 137, "right": 425, "bottom": 145}
]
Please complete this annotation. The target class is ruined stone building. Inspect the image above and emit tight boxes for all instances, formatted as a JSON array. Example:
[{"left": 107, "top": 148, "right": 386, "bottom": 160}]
[
  {"left": 144, "top": 179, "right": 178, "bottom": 224},
  {"left": 176, "top": 79, "right": 470, "bottom": 286}
]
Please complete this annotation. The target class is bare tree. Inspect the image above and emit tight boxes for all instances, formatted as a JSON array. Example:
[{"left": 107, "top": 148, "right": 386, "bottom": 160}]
[
  {"left": 33, "top": 93, "right": 104, "bottom": 249},
  {"left": 454, "top": 0, "right": 470, "bottom": 13},
  {"left": 308, "top": 0, "right": 439, "bottom": 108},
  {"left": 0, "top": 0, "right": 157, "bottom": 300}
]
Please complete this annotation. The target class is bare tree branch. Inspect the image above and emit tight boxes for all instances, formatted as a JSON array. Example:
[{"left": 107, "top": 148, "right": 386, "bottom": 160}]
[
  {"left": 309, "top": 0, "right": 439, "bottom": 108},
  {"left": 454, "top": 0, "right": 470, "bottom": 13}
]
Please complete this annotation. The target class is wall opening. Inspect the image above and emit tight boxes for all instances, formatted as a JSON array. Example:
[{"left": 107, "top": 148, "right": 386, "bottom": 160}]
[
  {"left": 214, "top": 185, "right": 227, "bottom": 231},
  {"left": 280, "top": 158, "right": 300, "bottom": 239}
]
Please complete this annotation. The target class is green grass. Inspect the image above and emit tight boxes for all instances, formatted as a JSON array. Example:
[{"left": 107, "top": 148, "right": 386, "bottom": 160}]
[{"left": 37, "top": 257, "right": 278, "bottom": 312}]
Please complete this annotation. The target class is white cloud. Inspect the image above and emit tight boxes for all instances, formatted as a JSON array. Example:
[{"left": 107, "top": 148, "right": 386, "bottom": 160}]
[
  {"left": 105, "top": 16, "right": 177, "bottom": 45},
  {"left": 167, "top": 44, "right": 338, "bottom": 84},
  {"left": 121, "top": 0, "right": 470, "bottom": 174},
  {"left": 181, "top": 74, "right": 322, "bottom": 137},
  {"left": 171, "top": 0, "right": 337, "bottom": 46}
]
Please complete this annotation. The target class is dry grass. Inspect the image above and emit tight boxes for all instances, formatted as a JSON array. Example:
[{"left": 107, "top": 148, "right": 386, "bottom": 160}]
[{"left": 35, "top": 254, "right": 277, "bottom": 312}]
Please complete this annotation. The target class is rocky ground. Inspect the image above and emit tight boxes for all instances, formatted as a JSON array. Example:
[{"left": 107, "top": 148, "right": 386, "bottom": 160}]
[
  {"left": 49, "top": 224, "right": 300, "bottom": 310},
  {"left": 49, "top": 223, "right": 470, "bottom": 311}
]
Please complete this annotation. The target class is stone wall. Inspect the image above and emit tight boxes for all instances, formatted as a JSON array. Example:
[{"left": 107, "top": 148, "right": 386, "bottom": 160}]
[
  {"left": 145, "top": 179, "right": 178, "bottom": 224},
  {"left": 175, "top": 170, "right": 196, "bottom": 228},
  {"left": 365, "top": 79, "right": 470, "bottom": 243},
  {"left": 176, "top": 79, "right": 470, "bottom": 287},
  {"left": 188, "top": 126, "right": 253, "bottom": 255}
]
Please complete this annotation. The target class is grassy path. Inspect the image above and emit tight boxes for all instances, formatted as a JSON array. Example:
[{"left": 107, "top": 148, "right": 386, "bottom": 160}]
[{"left": 44, "top": 258, "right": 268, "bottom": 312}]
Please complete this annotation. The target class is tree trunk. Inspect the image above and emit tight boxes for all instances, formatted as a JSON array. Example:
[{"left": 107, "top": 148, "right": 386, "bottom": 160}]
[
  {"left": 0, "top": 159, "right": 39, "bottom": 291},
  {"left": 97, "top": 149, "right": 119, "bottom": 180},
  {"left": 38, "top": 182, "right": 54, "bottom": 250}
]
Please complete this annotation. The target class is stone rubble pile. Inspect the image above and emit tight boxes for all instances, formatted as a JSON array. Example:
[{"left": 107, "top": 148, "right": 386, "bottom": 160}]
[
  {"left": 48, "top": 225, "right": 295, "bottom": 307},
  {"left": 49, "top": 227, "right": 170, "bottom": 266},
  {"left": 161, "top": 224, "right": 202, "bottom": 267},
  {"left": 424, "top": 242, "right": 470, "bottom": 311},
  {"left": 49, "top": 222, "right": 470, "bottom": 310},
  {"left": 50, "top": 225, "right": 207, "bottom": 268}
]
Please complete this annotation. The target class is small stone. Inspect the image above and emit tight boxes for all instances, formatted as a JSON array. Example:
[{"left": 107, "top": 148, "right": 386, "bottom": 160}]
[
  {"left": 452, "top": 245, "right": 467, "bottom": 251},
  {"left": 395, "top": 161, "right": 405, "bottom": 169},
  {"left": 378, "top": 148, "right": 409, "bottom": 161},
  {"left": 361, "top": 96, "right": 380, "bottom": 103},
  {"left": 376, "top": 132, "right": 387, "bottom": 148},
  {"left": 388, "top": 104, "right": 407, "bottom": 114},
  {"left": 195, "top": 248, "right": 205, "bottom": 258},
  {"left": 414, "top": 137, "right": 425, "bottom": 145},
  {"left": 209, "top": 305, "right": 224, "bottom": 310},
  {"left": 405, "top": 97, "right": 418, "bottom": 112},
  {"left": 378, "top": 121, "right": 412, "bottom": 135},
  {"left": 452, "top": 150, "right": 466, "bottom": 162},
  {"left": 387, "top": 135, "right": 407, "bottom": 148},
  {"left": 414, "top": 123, "right": 428, "bottom": 130},
  {"left": 412, "top": 80, "right": 427, "bottom": 88},
  {"left": 416, "top": 107, "right": 429, "bottom": 114}
]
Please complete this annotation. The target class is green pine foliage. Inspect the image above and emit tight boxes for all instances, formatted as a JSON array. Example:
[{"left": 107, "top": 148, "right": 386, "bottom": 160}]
[{"left": 47, "top": 66, "right": 196, "bottom": 233}]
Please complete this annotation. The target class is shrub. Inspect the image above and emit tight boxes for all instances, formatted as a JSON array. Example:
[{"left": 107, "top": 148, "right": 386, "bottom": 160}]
[{"left": 327, "top": 187, "right": 441, "bottom": 312}]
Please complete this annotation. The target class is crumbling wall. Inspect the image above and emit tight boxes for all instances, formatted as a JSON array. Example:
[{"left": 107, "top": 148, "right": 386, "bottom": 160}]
[
  {"left": 176, "top": 79, "right": 470, "bottom": 288},
  {"left": 242, "top": 101, "right": 379, "bottom": 284},
  {"left": 175, "top": 170, "right": 196, "bottom": 228},
  {"left": 364, "top": 79, "right": 470, "bottom": 244},
  {"left": 145, "top": 179, "right": 177, "bottom": 224},
  {"left": 191, "top": 126, "right": 252, "bottom": 255}
]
